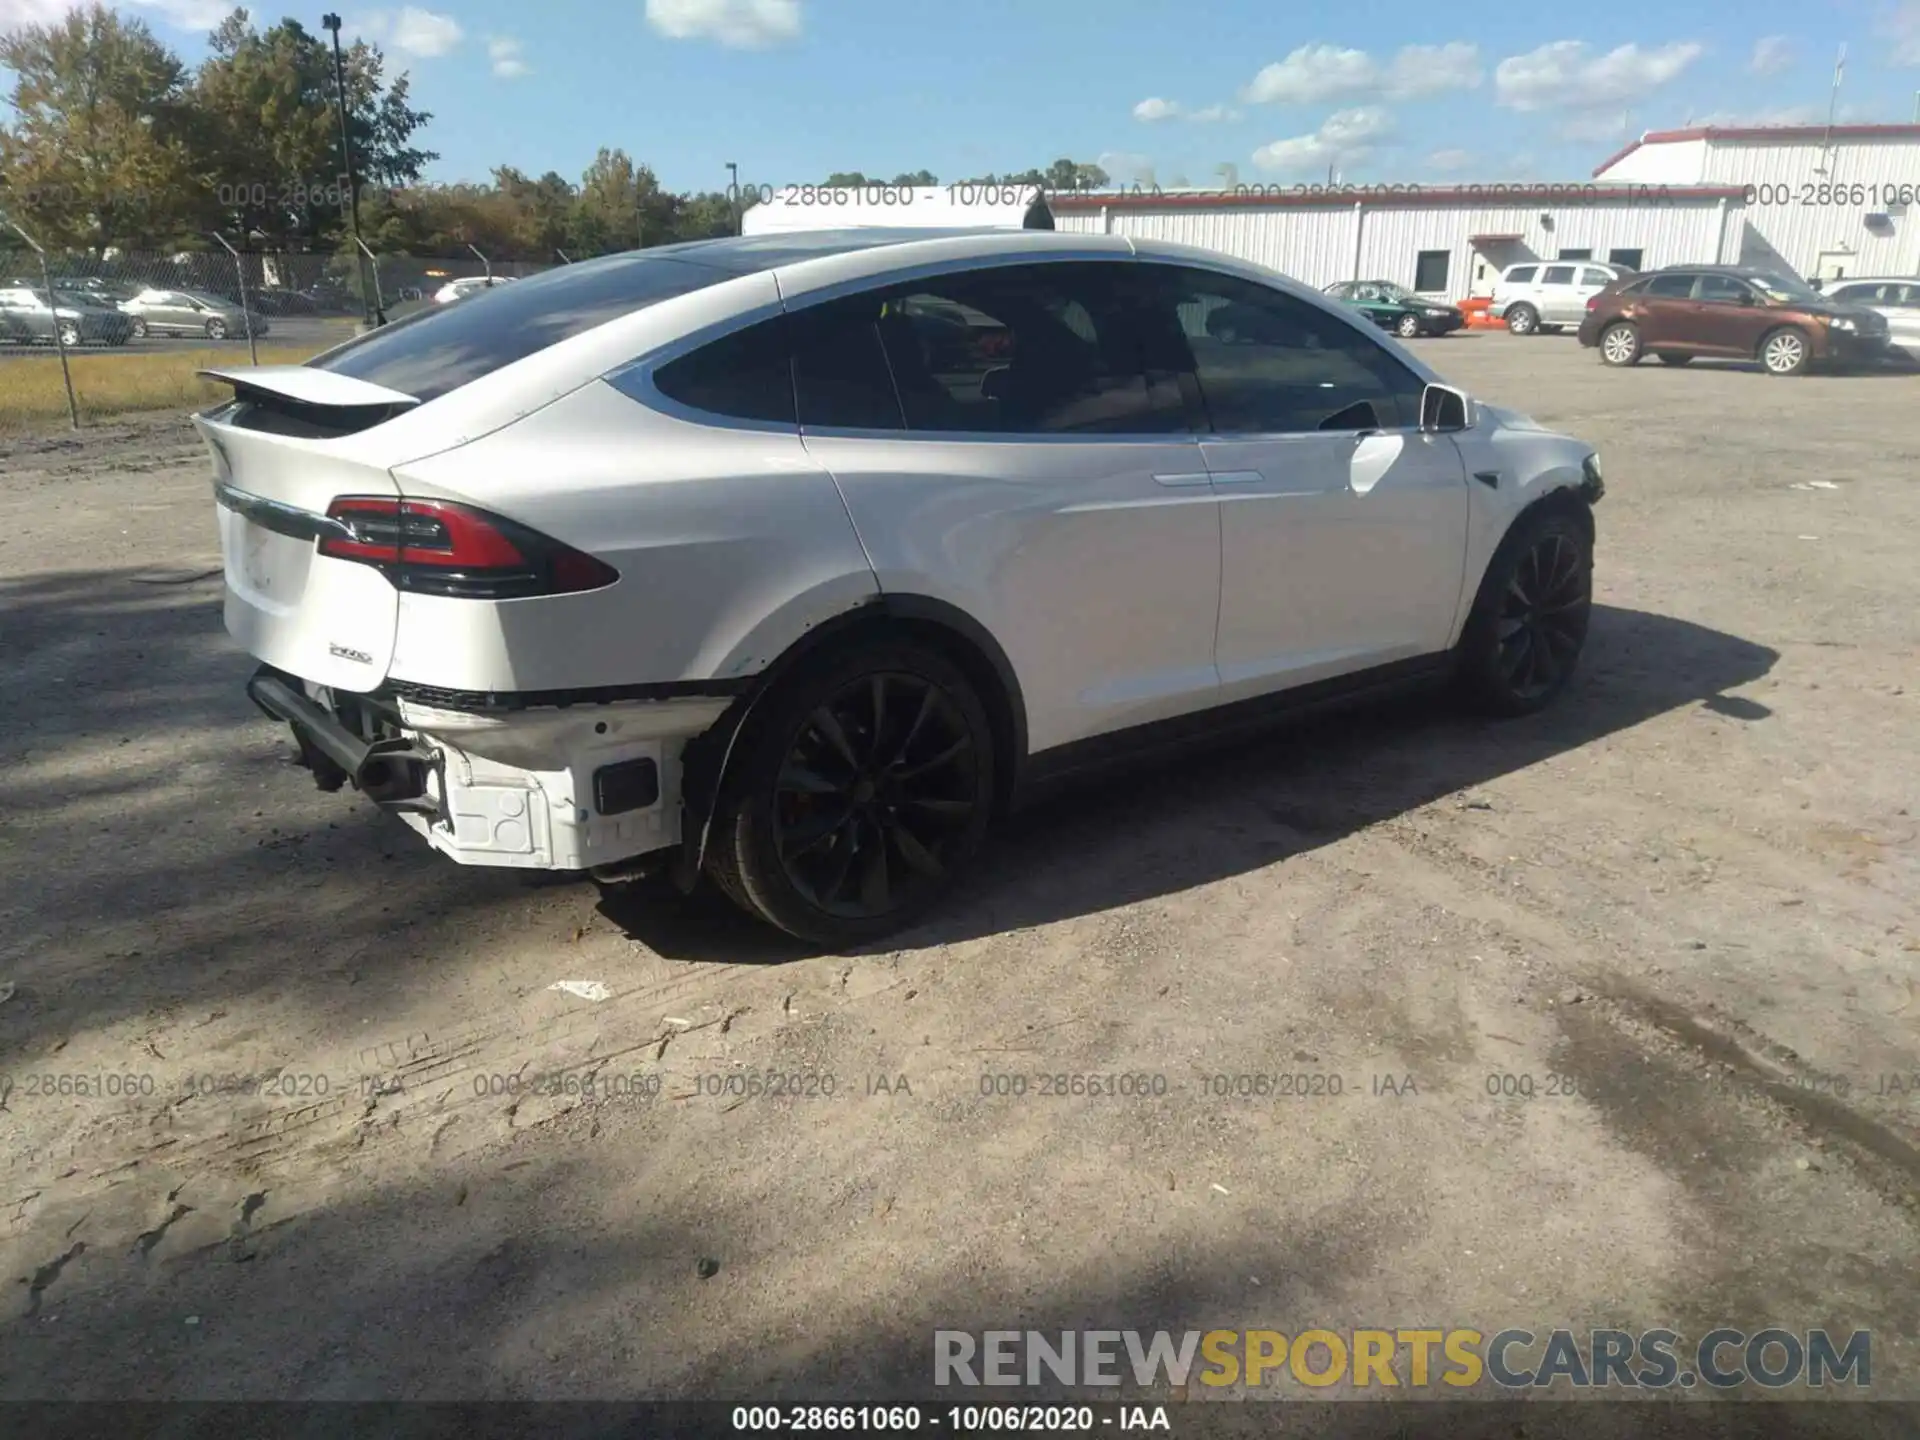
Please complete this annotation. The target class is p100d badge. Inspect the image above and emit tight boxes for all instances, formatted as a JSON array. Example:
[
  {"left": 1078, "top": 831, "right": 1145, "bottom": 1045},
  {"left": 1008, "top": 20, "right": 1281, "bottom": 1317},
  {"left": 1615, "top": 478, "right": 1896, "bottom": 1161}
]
[{"left": 329, "top": 643, "right": 373, "bottom": 664}]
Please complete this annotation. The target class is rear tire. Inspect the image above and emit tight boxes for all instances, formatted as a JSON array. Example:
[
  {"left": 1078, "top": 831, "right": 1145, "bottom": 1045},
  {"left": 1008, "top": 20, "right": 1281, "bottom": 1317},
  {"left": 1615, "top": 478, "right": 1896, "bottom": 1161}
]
[
  {"left": 205, "top": 318, "right": 228, "bottom": 340},
  {"left": 1655, "top": 352, "right": 1693, "bottom": 366},
  {"left": 1455, "top": 508, "right": 1593, "bottom": 718},
  {"left": 1599, "top": 322, "right": 1642, "bottom": 366},
  {"left": 705, "top": 640, "right": 997, "bottom": 947},
  {"left": 56, "top": 323, "right": 80, "bottom": 348},
  {"left": 1505, "top": 304, "right": 1538, "bottom": 336},
  {"left": 1760, "top": 326, "right": 1810, "bottom": 376},
  {"left": 129, "top": 318, "right": 148, "bottom": 339}
]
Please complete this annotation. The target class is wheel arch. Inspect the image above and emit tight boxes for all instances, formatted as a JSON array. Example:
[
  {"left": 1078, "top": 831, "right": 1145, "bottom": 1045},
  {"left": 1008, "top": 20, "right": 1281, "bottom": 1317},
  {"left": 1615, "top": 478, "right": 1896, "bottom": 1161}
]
[
  {"left": 1455, "top": 482, "right": 1595, "bottom": 647},
  {"left": 675, "top": 593, "right": 1029, "bottom": 884}
]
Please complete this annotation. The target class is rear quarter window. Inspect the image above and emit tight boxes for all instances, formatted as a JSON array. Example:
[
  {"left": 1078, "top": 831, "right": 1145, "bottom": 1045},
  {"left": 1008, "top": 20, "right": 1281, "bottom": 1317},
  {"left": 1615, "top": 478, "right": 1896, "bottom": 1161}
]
[{"left": 312, "top": 251, "right": 740, "bottom": 403}]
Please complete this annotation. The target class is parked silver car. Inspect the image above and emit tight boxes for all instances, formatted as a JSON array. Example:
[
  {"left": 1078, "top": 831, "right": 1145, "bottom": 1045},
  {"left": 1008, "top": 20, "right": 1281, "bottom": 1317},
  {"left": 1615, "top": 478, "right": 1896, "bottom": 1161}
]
[
  {"left": 1819, "top": 278, "right": 1920, "bottom": 358},
  {"left": 118, "top": 287, "right": 265, "bottom": 340},
  {"left": 0, "top": 283, "right": 135, "bottom": 346}
]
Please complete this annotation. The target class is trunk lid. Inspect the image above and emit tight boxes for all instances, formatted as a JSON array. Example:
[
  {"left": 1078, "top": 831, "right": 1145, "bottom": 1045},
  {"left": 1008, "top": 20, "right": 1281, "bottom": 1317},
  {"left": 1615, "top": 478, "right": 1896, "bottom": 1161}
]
[{"left": 196, "top": 368, "right": 421, "bottom": 693}]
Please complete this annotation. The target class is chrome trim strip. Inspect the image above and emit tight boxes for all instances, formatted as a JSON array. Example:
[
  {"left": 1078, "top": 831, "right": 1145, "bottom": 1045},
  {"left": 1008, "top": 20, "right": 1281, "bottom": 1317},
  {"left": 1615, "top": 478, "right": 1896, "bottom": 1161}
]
[{"left": 212, "top": 478, "right": 356, "bottom": 544}]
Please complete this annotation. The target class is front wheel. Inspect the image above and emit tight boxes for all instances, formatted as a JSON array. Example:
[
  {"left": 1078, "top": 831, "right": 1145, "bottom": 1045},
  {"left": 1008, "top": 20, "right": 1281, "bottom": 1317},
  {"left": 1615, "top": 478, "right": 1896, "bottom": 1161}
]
[
  {"left": 1599, "top": 322, "right": 1642, "bottom": 366},
  {"left": 205, "top": 318, "right": 228, "bottom": 340},
  {"left": 56, "top": 323, "right": 81, "bottom": 348},
  {"left": 1455, "top": 509, "right": 1593, "bottom": 717},
  {"left": 1505, "top": 304, "right": 1538, "bottom": 336},
  {"left": 705, "top": 641, "right": 996, "bottom": 946},
  {"left": 129, "top": 318, "right": 148, "bottom": 339},
  {"left": 1396, "top": 312, "right": 1423, "bottom": 338},
  {"left": 1760, "top": 326, "right": 1810, "bottom": 376}
]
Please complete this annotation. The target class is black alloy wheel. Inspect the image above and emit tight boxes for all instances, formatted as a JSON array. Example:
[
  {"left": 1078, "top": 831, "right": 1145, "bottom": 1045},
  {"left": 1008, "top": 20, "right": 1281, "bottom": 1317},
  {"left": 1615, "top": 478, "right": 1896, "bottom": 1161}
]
[
  {"left": 1493, "top": 529, "right": 1590, "bottom": 703},
  {"left": 705, "top": 641, "right": 996, "bottom": 945},
  {"left": 772, "top": 671, "right": 979, "bottom": 919},
  {"left": 1456, "top": 509, "right": 1593, "bottom": 716}
]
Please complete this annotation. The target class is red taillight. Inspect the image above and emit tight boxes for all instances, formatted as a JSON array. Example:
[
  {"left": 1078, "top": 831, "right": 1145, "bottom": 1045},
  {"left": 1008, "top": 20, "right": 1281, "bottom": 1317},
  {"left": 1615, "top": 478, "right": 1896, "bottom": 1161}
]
[
  {"left": 1586, "top": 297, "right": 1599, "bottom": 311},
  {"left": 319, "top": 496, "right": 618, "bottom": 599}
]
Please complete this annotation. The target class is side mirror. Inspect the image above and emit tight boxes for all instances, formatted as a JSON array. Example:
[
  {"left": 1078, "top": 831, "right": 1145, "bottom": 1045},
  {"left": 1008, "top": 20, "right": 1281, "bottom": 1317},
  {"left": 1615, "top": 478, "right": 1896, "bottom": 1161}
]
[{"left": 1420, "top": 383, "right": 1470, "bottom": 433}]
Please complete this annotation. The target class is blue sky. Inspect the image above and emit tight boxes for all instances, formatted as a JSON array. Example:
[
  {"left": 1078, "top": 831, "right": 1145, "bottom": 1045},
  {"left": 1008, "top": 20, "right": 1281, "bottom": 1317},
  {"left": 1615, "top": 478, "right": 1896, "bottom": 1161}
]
[{"left": 7, "top": 0, "right": 1920, "bottom": 188}]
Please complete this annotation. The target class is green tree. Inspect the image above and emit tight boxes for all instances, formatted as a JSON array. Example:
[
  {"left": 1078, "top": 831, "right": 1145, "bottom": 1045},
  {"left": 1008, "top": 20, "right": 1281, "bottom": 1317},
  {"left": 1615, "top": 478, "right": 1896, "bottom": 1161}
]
[
  {"left": 188, "top": 12, "right": 434, "bottom": 247},
  {"left": 0, "top": 5, "right": 200, "bottom": 253},
  {"left": 823, "top": 170, "right": 869, "bottom": 186}
]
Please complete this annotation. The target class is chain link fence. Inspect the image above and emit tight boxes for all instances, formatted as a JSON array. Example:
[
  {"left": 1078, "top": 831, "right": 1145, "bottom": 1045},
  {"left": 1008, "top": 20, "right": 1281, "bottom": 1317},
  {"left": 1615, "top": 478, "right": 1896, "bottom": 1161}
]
[{"left": 0, "top": 230, "right": 564, "bottom": 431}]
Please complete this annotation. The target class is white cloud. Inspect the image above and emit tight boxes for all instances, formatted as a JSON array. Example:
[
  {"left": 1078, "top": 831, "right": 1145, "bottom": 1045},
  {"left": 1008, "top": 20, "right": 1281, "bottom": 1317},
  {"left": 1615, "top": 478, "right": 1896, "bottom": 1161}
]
[
  {"left": 1426, "top": 147, "right": 1476, "bottom": 172},
  {"left": 1134, "top": 96, "right": 1240, "bottom": 123},
  {"left": 645, "top": 0, "right": 800, "bottom": 48},
  {"left": 1386, "top": 42, "right": 1484, "bottom": 98},
  {"left": 352, "top": 7, "right": 465, "bottom": 57},
  {"left": 1242, "top": 41, "right": 1481, "bottom": 104},
  {"left": 1881, "top": 1, "right": 1920, "bottom": 64},
  {"left": 1252, "top": 106, "right": 1393, "bottom": 174},
  {"left": 1749, "top": 35, "right": 1793, "bottom": 76},
  {"left": 1494, "top": 40, "right": 1704, "bottom": 111},
  {"left": 487, "top": 35, "right": 528, "bottom": 77},
  {"left": 1097, "top": 150, "right": 1156, "bottom": 185}
]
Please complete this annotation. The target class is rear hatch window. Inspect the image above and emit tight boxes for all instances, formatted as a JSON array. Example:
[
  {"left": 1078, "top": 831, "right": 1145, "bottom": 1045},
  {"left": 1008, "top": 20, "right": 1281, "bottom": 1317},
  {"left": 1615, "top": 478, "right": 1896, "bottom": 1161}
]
[{"left": 308, "top": 249, "right": 745, "bottom": 403}]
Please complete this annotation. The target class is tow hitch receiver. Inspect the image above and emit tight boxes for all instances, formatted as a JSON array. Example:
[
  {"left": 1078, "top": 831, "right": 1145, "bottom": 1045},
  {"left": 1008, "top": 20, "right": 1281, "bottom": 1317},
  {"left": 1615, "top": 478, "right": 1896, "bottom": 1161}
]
[{"left": 246, "top": 666, "right": 439, "bottom": 811}]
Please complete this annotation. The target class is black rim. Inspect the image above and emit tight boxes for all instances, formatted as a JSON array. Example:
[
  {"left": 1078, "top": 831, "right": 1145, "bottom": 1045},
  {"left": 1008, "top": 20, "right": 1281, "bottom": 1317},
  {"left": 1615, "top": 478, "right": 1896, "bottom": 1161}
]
[
  {"left": 771, "top": 671, "right": 980, "bottom": 920},
  {"left": 1495, "top": 533, "right": 1589, "bottom": 700}
]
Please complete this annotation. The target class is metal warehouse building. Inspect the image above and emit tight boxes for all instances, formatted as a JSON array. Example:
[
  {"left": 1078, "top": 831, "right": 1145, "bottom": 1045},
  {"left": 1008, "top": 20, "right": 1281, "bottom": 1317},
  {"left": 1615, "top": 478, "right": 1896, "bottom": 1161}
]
[
  {"left": 1592, "top": 123, "right": 1920, "bottom": 281},
  {"left": 1048, "top": 184, "right": 1747, "bottom": 303}
]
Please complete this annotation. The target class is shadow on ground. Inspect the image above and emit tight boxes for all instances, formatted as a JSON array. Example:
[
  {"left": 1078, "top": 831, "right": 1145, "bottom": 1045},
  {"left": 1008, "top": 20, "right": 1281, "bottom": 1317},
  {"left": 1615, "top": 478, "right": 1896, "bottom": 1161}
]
[{"left": 605, "top": 602, "right": 1779, "bottom": 962}]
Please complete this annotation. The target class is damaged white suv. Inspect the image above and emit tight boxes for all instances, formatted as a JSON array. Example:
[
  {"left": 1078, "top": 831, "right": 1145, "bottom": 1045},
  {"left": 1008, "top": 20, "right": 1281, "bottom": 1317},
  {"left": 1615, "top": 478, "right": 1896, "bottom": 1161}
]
[{"left": 201, "top": 229, "right": 1604, "bottom": 945}]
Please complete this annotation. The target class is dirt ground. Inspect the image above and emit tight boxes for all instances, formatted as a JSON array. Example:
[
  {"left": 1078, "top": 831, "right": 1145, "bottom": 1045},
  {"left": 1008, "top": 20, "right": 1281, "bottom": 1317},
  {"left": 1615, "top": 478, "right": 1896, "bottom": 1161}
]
[{"left": 2, "top": 337, "right": 1917, "bottom": 1407}]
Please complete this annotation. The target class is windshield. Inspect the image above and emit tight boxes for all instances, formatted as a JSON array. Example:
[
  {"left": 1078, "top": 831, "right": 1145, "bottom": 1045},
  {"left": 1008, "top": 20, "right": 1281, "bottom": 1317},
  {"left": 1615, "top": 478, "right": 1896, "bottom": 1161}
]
[
  {"left": 1376, "top": 282, "right": 1416, "bottom": 301},
  {"left": 1750, "top": 272, "right": 1822, "bottom": 303}
]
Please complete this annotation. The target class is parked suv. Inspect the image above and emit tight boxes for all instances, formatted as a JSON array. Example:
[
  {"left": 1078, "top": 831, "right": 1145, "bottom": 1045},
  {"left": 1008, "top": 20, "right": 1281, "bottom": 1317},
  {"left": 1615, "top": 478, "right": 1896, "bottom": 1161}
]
[
  {"left": 1492, "top": 261, "right": 1629, "bottom": 335},
  {"left": 1818, "top": 277, "right": 1920, "bottom": 359},
  {"left": 1577, "top": 265, "right": 1892, "bottom": 375},
  {"left": 200, "top": 231, "right": 1605, "bottom": 945}
]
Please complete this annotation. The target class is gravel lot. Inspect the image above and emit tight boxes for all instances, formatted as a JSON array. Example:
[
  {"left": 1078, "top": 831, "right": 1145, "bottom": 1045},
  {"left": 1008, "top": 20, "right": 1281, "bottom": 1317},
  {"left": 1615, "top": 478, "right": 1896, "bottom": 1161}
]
[{"left": 2, "top": 334, "right": 1917, "bottom": 1407}]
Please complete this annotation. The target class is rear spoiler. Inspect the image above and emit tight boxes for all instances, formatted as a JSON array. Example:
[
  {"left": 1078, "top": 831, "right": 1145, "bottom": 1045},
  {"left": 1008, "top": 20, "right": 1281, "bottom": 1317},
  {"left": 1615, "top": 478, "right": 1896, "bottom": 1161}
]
[{"left": 198, "top": 365, "right": 419, "bottom": 438}]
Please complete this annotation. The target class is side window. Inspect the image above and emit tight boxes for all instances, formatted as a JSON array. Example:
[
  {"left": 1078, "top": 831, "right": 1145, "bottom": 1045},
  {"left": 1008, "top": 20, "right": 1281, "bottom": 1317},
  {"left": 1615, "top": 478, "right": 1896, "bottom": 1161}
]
[
  {"left": 652, "top": 315, "right": 797, "bottom": 425},
  {"left": 1142, "top": 264, "right": 1423, "bottom": 434},
  {"left": 1646, "top": 273, "right": 1695, "bottom": 298},
  {"left": 1830, "top": 282, "right": 1875, "bottom": 303},
  {"left": 1542, "top": 265, "right": 1576, "bottom": 286},
  {"left": 874, "top": 262, "right": 1188, "bottom": 435},
  {"left": 1693, "top": 274, "right": 1752, "bottom": 303},
  {"left": 1579, "top": 267, "right": 1613, "bottom": 288},
  {"left": 1505, "top": 266, "right": 1538, "bottom": 284},
  {"left": 789, "top": 293, "right": 904, "bottom": 430},
  {"left": 1895, "top": 284, "right": 1920, "bottom": 307}
]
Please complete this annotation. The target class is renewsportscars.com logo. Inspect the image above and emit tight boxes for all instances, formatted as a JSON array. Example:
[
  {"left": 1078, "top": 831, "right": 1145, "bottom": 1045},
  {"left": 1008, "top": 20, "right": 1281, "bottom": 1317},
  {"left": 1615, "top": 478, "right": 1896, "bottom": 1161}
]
[{"left": 933, "top": 1328, "right": 1871, "bottom": 1391}]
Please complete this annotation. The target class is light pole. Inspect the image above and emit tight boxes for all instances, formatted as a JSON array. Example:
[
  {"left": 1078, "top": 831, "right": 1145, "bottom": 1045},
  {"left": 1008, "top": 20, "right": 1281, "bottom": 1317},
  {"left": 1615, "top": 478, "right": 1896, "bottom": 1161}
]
[
  {"left": 320, "top": 13, "right": 379, "bottom": 326},
  {"left": 726, "top": 161, "right": 739, "bottom": 234}
]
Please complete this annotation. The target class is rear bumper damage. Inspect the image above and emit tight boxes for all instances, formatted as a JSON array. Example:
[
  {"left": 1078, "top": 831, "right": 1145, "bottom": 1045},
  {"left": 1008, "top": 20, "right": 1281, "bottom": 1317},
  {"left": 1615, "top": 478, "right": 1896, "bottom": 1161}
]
[{"left": 246, "top": 664, "right": 734, "bottom": 872}]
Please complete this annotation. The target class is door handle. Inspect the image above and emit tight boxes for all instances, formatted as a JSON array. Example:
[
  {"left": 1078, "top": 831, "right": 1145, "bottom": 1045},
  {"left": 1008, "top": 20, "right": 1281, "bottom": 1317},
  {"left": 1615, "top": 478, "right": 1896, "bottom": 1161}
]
[
  {"left": 1151, "top": 471, "right": 1212, "bottom": 488},
  {"left": 1209, "top": 470, "right": 1265, "bottom": 486}
]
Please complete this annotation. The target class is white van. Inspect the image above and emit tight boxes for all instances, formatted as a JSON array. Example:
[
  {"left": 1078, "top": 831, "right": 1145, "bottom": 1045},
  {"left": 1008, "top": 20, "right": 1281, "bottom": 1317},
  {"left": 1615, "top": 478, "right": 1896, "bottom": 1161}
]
[{"left": 1491, "top": 261, "right": 1630, "bottom": 335}]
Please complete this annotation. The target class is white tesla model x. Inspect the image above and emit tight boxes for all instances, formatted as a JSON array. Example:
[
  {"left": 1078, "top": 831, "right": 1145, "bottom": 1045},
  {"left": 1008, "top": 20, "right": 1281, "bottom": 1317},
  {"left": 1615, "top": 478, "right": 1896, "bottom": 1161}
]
[{"left": 199, "top": 228, "right": 1605, "bottom": 945}]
